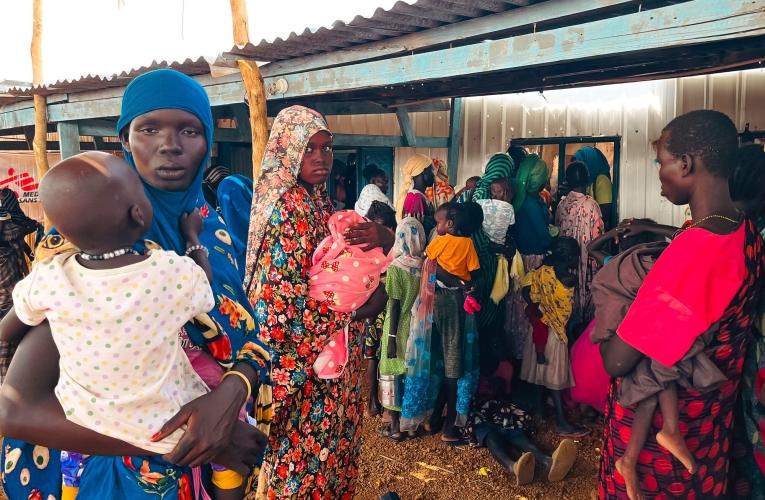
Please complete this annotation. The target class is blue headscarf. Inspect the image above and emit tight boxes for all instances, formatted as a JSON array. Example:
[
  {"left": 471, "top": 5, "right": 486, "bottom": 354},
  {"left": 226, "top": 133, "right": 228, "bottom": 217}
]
[
  {"left": 116, "top": 69, "right": 214, "bottom": 254},
  {"left": 113, "top": 69, "right": 268, "bottom": 371},
  {"left": 573, "top": 146, "right": 611, "bottom": 186}
]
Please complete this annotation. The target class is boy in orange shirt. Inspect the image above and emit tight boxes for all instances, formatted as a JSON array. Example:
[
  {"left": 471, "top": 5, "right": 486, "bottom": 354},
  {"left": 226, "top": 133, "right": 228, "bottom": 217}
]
[{"left": 425, "top": 202, "right": 481, "bottom": 443}]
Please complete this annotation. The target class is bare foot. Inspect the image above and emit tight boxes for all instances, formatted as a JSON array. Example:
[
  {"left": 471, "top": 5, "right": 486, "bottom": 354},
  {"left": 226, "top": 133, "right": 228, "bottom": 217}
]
[
  {"left": 512, "top": 452, "right": 536, "bottom": 486},
  {"left": 615, "top": 457, "right": 645, "bottom": 500},
  {"left": 656, "top": 429, "right": 697, "bottom": 474}
]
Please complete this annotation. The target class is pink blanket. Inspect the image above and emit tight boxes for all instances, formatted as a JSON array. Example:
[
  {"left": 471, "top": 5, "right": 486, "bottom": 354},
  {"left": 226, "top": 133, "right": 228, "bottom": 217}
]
[{"left": 309, "top": 210, "right": 391, "bottom": 313}]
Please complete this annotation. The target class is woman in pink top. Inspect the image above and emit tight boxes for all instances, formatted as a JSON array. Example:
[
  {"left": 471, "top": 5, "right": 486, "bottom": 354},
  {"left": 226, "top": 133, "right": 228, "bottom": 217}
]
[{"left": 597, "top": 110, "right": 764, "bottom": 499}]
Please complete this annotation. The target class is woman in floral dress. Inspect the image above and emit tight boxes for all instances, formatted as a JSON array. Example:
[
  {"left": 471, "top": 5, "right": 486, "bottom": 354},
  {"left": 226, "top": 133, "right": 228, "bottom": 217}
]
[
  {"left": 243, "top": 105, "right": 386, "bottom": 499},
  {"left": 555, "top": 161, "right": 604, "bottom": 328}
]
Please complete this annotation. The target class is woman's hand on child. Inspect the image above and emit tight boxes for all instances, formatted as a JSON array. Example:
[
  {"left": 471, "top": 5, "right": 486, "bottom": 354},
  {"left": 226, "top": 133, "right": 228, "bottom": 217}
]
[
  {"left": 616, "top": 219, "right": 654, "bottom": 240},
  {"left": 153, "top": 370, "right": 264, "bottom": 470},
  {"left": 344, "top": 221, "right": 394, "bottom": 253},
  {"left": 180, "top": 209, "right": 204, "bottom": 244}
]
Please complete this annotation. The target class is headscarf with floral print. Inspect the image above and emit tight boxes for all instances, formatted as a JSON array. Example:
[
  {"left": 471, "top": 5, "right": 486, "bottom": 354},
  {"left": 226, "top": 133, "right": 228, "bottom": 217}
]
[
  {"left": 244, "top": 105, "right": 331, "bottom": 292},
  {"left": 425, "top": 158, "right": 455, "bottom": 209}
]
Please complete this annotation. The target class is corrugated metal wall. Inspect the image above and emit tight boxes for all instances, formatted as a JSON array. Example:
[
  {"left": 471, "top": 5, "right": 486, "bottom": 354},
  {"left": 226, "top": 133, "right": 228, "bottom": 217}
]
[{"left": 325, "top": 68, "right": 765, "bottom": 226}]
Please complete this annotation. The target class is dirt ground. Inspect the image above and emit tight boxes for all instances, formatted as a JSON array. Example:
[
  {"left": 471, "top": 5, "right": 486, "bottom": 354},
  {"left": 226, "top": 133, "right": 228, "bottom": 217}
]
[
  {"left": 355, "top": 412, "right": 601, "bottom": 500},
  {"left": 355, "top": 362, "right": 603, "bottom": 500},
  {"left": 0, "top": 377, "right": 602, "bottom": 500}
]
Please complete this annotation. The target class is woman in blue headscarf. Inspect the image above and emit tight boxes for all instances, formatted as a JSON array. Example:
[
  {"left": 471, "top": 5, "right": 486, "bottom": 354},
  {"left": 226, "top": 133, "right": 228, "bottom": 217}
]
[
  {"left": 0, "top": 69, "right": 272, "bottom": 499},
  {"left": 572, "top": 146, "right": 612, "bottom": 225}
]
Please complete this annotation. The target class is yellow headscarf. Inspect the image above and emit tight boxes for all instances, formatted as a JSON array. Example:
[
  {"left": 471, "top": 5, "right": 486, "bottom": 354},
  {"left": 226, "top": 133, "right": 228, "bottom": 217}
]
[{"left": 395, "top": 153, "right": 433, "bottom": 221}]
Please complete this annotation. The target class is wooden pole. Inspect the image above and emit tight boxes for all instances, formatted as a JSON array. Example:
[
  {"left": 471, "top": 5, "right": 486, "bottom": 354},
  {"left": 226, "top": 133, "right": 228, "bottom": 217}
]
[
  {"left": 229, "top": 0, "right": 268, "bottom": 180},
  {"left": 31, "top": 0, "right": 51, "bottom": 230},
  {"left": 31, "top": 0, "right": 49, "bottom": 179}
]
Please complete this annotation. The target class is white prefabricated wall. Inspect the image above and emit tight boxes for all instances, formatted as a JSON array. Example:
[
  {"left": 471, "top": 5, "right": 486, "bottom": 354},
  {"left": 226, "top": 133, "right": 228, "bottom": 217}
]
[{"left": 326, "top": 68, "right": 765, "bottom": 227}]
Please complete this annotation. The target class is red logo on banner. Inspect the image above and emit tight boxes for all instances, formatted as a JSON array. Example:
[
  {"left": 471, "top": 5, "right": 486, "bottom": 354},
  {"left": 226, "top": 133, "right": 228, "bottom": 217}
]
[{"left": 0, "top": 168, "right": 39, "bottom": 194}]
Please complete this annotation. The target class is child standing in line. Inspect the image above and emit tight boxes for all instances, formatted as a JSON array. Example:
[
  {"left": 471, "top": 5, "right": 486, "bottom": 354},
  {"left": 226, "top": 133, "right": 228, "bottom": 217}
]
[
  {"left": 519, "top": 236, "right": 588, "bottom": 438},
  {"left": 0, "top": 152, "right": 245, "bottom": 500},
  {"left": 424, "top": 202, "right": 481, "bottom": 443},
  {"left": 363, "top": 201, "right": 398, "bottom": 417},
  {"left": 378, "top": 216, "right": 427, "bottom": 441}
]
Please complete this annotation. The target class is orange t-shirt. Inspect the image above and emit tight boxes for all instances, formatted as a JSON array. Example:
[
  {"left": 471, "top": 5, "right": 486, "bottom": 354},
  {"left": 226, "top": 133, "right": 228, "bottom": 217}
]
[{"left": 426, "top": 234, "right": 480, "bottom": 282}]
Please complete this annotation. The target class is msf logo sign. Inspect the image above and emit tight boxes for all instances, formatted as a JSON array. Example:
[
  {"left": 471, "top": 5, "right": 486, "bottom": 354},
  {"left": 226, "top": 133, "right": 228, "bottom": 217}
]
[{"left": 0, "top": 168, "right": 40, "bottom": 203}]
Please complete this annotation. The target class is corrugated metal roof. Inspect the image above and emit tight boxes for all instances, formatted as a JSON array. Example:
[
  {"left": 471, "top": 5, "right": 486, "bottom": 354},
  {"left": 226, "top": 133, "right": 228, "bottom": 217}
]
[
  {"left": 6, "top": 57, "right": 213, "bottom": 97},
  {"left": 4, "top": 0, "right": 541, "bottom": 98},
  {"left": 225, "top": 0, "right": 540, "bottom": 61}
]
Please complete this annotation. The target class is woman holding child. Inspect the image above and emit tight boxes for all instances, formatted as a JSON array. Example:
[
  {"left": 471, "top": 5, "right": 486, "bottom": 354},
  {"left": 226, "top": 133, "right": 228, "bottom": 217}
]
[
  {"left": 243, "top": 105, "right": 388, "bottom": 498},
  {"left": 0, "top": 69, "right": 273, "bottom": 499},
  {"left": 598, "top": 110, "right": 764, "bottom": 499}
]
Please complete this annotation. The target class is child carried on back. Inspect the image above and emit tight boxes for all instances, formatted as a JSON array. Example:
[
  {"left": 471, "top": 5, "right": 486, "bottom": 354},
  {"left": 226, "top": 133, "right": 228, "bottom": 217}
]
[
  {"left": 0, "top": 152, "right": 243, "bottom": 499},
  {"left": 589, "top": 221, "right": 727, "bottom": 500},
  {"left": 424, "top": 201, "right": 482, "bottom": 442},
  {"left": 475, "top": 178, "right": 518, "bottom": 304}
]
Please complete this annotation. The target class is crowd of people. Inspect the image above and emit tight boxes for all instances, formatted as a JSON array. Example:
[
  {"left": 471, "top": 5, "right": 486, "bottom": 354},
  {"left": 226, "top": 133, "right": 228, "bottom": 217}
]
[{"left": 0, "top": 68, "right": 761, "bottom": 500}]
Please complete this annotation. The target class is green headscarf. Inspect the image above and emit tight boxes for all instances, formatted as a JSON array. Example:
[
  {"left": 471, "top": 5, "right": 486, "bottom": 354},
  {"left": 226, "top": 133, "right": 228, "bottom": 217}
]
[
  {"left": 456, "top": 152, "right": 514, "bottom": 329},
  {"left": 512, "top": 154, "right": 550, "bottom": 211},
  {"left": 472, "top": 153, "right": 514, "bottom": 201}
]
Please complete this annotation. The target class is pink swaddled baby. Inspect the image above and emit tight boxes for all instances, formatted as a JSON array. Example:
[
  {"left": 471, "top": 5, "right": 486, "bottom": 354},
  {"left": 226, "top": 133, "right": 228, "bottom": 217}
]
[
  {"left": 309, "top": 210, "right": 391, "bottom": 378},
  {"left": 309, "top": 210, "right": 391, "bottom": 311}
]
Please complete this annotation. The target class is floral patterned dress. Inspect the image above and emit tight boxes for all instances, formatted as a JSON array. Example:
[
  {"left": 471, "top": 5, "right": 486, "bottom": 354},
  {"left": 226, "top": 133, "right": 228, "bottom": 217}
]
[
  {"left": 252, "top": 185, "right": 363, "bottom": 499},
  {"left": 555, "top": 191, "right": 604, "bottom": 327}
]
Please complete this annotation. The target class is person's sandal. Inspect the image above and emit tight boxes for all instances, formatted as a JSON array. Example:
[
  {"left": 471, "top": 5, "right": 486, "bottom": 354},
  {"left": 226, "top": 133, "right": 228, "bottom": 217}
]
[
  {"left": 548, "top": 438, "right": 577, "bottom": 482},
  {"left": 441, "top": 433, "right": 468, "bottom": 447},
  {"left": 387, "top": 431, "right": 407, "bottom": 442}
]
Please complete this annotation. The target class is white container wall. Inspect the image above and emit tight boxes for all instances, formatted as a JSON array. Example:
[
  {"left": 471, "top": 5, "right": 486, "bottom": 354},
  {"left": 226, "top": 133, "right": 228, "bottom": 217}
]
[{"left": 325, "top": 68, "right": 765, "bottom": 226}]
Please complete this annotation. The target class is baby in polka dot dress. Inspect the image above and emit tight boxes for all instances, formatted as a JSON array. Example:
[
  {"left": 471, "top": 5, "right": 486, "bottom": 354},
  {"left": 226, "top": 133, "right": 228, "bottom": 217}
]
[{"left": 0, "top": 152, "right": 214, "bottom": 456}]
